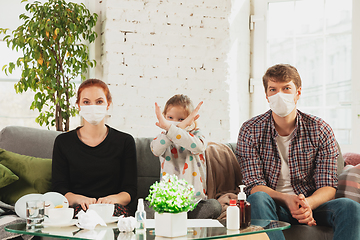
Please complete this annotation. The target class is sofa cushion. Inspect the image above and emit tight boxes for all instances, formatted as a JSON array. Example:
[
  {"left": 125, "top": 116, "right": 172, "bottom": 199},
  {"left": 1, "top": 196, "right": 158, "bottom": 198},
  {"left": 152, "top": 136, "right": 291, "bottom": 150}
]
[
  {"left": 343, "top": 152, "right": 360, "bottom": 166},
  {"left": 0, "top": 148, "right": 52, "bottom": 205},
  {"left": 0, "top": 164, "right": 19, "bottom": 188},
  {"left": 335, "top": 164, "right": 360, "bottom": 202}
]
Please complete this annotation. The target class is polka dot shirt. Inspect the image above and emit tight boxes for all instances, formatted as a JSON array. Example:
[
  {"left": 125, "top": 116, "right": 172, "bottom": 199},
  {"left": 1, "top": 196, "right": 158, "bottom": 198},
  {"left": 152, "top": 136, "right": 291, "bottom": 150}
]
[{"left": 151, "top": 124, "right": 207, "bottom": 200}]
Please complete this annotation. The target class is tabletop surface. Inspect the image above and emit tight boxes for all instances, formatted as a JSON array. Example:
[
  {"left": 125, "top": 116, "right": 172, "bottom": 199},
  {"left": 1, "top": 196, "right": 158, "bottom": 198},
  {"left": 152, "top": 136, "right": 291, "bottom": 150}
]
[{"left": 5, "top": 219, "right": 291, "bottom": 240}]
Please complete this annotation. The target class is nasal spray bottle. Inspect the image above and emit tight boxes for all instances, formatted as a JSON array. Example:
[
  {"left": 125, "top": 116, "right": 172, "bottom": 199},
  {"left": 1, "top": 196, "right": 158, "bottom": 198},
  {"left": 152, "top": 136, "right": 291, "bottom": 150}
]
[
  {"left": 135, "top": 198, "right": 146, "bottom": 230},
  {"left": 237, "top": 185, "right": 251, "bottom": 228},
  {"left": 226, "top": 199, "right": 240, "bottom": 230}
]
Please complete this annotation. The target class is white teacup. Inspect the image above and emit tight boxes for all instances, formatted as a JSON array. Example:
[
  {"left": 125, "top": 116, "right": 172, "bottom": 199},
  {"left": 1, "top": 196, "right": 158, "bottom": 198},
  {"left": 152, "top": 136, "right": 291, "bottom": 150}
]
[
  {"left": 47, "top": 208, "right": 74, "bottom": 224},
  {"left": 89, "top": 203, "right": 114, "bottom": 221}
]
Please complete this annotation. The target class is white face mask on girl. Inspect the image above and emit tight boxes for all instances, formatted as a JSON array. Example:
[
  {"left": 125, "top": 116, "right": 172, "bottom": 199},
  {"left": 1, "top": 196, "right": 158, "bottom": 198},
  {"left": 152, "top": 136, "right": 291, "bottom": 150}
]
[
  {"left": 79, "top": 105, "right": 108, "bottom": 125},
  {"left": 166, "top": 120, "right": 181, "bottom": 126},
  {"left": 166, "top": 120, "right": 196, "bottom": 131},
  {"left": 268, "top": 92, "right": 296, "bottom": 117}
]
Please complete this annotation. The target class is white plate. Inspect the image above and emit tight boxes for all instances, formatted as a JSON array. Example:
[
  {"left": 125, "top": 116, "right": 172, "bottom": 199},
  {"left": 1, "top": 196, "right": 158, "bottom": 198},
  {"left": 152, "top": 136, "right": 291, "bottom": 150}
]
[
  {"left": 14, "top": 192, "right": 69, "bottom": 219},
  {"left": 42, "top": 192, "right": 69, "bottom": 208},
  {"left": 14, "top": 193, "right": 43, "bottom": 219},
  {"left": 43, "top": 219, "right": 78, "bottom": 227}
]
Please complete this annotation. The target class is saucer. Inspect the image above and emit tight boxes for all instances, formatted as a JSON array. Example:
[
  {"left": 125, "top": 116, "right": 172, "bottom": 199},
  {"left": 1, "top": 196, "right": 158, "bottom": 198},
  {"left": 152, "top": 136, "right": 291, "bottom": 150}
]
[
  {"left": 43, "top": 219, "right": 78, "bottom": 227},
  {"left": 75, "top": 216, "right": 118, "bottom": 229},
  {"left": 104, "top": 216, "right": 119, "bottom": 224}
]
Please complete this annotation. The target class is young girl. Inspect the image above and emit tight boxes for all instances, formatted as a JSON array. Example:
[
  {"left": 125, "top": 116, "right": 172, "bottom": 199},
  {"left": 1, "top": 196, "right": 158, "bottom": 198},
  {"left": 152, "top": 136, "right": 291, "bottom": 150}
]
[{"left": 151, "top": 94, "right": 207, "bottom": 200}]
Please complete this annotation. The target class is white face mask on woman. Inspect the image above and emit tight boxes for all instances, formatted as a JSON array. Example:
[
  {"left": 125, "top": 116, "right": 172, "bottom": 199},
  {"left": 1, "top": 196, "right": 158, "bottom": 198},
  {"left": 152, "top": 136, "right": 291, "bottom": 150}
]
[
  {"left": 79, "top": 105, "right": 107, "bottom": 125},
  {"left": 268, "top": 92, "right": 296, "bottom": 117}
]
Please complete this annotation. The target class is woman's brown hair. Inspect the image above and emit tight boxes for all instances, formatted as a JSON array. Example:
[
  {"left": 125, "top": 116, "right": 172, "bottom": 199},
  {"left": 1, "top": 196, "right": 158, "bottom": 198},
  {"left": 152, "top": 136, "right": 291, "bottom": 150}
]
[{"left": 76, "top": 79, "right": 112, "bottom": 105}]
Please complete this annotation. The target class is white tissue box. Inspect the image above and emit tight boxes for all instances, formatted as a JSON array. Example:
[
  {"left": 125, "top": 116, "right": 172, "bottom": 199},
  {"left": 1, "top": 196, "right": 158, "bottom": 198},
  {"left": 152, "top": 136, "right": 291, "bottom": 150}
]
[{"left": 154, "top": 212, "right": 187, "bottom": 237}]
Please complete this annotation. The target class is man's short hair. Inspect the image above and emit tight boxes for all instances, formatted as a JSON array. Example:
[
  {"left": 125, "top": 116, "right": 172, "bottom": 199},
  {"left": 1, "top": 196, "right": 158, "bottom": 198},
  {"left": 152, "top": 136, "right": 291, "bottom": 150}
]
[{"left": 262, "top": 64, "right": 302, "bottom": 92}]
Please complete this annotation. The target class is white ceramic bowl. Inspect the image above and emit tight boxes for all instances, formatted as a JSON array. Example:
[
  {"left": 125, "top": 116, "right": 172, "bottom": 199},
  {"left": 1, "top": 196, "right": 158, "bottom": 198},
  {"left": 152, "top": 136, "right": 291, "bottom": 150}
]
[
  {"left": 88, "top": 203, "right": 114, "bottom": 221},
  {"left": 47, "top": 208, "right": 74, "bottom": 224}
]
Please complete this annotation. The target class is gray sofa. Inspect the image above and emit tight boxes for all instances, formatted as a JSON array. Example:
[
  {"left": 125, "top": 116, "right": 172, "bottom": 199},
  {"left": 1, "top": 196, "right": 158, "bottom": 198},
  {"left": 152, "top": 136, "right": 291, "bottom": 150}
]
[{"left": 0, "top": 125, "right": 345, "bottom": 240}]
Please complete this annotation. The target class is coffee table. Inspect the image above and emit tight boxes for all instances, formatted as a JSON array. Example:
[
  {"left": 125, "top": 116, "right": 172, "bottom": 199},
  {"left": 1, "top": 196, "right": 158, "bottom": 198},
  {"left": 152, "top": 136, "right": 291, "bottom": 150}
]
[{"left": 5, "top": 219, "right": 290, "bottom": 240}]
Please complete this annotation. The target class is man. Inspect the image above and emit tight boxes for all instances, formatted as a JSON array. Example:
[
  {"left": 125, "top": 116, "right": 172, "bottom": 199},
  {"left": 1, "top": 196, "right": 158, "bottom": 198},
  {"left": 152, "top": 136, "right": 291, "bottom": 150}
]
[{"left": 236, "top": 64, "right": 360, "bottom": 240}]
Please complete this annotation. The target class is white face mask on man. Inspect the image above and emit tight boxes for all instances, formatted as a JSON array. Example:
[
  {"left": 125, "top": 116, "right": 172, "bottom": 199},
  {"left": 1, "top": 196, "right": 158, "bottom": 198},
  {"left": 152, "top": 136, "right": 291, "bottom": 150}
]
[
  {"left": 268, "top": 92, "right": 296, "bottom": 117},
  {"left": 79, "top": 105, "right": 108, "bottom": 125}
]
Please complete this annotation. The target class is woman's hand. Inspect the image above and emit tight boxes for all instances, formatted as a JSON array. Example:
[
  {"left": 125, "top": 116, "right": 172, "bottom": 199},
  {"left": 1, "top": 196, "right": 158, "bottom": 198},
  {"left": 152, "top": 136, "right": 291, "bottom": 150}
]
[
  {"left": 177, "top": 101, "right": 203, "bottom": 129},
  {"left": 65, "top": 192, "right": 96, "bottom": 211},
  {"left": 97, "top": 195, "right": 117, "bottom": 204},
  {"left": 97, "top": 192, "right": 131, "bottom": 205},
  {"left": 155, "top": 102, "right": 171, "bottom": 131}
]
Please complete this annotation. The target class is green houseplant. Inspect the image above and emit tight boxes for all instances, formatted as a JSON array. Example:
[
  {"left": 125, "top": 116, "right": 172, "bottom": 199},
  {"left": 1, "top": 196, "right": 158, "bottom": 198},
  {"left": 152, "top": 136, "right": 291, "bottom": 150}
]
[
  {"left": 146, "top": 174, "right": 197, "bottom": 237},
  {"left": 146, "top": 174, "right": 197, "bottom": 213},
  {"left": 0, "top": 0, "right": 98, "bottom": 131}
]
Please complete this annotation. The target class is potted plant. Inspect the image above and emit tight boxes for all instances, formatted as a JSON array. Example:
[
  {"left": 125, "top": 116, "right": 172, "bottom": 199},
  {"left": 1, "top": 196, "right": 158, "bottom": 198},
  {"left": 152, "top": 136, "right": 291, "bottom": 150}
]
[
  {"left": 146, "top": 174, "right": 197, "bottom": 237},
  {"left": 0, "top": 0, "right": 98, "bottom": 131}
]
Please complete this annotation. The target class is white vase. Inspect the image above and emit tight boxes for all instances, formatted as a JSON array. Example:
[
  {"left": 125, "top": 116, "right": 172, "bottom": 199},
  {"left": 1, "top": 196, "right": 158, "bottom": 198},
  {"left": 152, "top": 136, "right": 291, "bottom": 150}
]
[{"left": 154, "top": 212, "right": 187, "bottom": 237}]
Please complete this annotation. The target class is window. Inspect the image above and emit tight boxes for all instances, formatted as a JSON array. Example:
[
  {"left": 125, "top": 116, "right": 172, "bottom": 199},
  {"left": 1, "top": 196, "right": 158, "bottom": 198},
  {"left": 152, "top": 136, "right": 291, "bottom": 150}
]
[
  {"left": 267, "top": 0, "right": 352, "bottom": 144},
  {"left": 251, "top": 0, "right": 356, "bottom": 150},
  {"left": 0, "top": 1, "right": 81, "bottom": 131}
]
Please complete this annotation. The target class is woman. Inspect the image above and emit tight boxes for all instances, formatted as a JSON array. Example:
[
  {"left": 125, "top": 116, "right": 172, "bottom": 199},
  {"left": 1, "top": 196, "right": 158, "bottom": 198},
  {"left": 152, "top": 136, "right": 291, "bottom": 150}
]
[{"left": 52, "top": 79, "right": 137, "bottom": 217}]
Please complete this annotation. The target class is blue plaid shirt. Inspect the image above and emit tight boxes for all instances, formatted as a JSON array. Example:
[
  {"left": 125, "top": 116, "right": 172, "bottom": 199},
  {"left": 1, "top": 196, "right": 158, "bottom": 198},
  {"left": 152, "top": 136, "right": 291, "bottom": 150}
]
[{"left": 236, "top": 109, "right": 339, "bottom": 197}]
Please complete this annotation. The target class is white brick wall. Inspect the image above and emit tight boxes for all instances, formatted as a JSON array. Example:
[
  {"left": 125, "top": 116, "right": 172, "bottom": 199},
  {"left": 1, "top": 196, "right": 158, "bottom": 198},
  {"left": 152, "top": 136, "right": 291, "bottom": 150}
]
[{"left": 96, "top": 0, "right": 250, "bottom": 143}]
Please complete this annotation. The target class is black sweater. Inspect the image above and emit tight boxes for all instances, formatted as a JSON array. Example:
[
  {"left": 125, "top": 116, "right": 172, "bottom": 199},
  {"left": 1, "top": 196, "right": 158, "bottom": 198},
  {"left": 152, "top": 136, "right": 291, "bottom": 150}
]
[{"left": 51, "top": 126, "right": 137, "bottom": 203}]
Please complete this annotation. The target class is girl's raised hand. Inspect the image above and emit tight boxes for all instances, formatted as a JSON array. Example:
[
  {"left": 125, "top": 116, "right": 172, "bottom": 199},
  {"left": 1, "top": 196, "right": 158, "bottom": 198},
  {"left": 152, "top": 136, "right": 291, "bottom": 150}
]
[
  {"left": 177, "top": 101, "right": 203, "bottom": 129},
  {"left": 155, "top": 102, "right": 171, "bottom": 131}
]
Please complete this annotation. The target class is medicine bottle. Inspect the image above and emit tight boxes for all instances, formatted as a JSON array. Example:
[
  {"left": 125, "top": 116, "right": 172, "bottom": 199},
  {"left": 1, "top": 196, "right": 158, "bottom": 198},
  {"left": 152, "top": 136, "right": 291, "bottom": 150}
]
[
  {"left": 237, "top": 185, "right": 251, "bottom": 228},
  {"left": 226, "top": 199, "right": 240, "bottom": 230},
  {"left": 135, "top": 198, "right": 146, "bottom": 230}
]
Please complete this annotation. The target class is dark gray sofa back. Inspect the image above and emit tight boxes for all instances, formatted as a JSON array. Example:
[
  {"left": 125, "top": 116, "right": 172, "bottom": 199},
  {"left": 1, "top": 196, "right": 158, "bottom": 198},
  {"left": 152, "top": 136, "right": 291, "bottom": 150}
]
[
  {"left": 129, "top": 137, "right": 160, "bottom": 213},
  {"left": 0, "top": 126, "right": 61, "bottom": 159}
]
